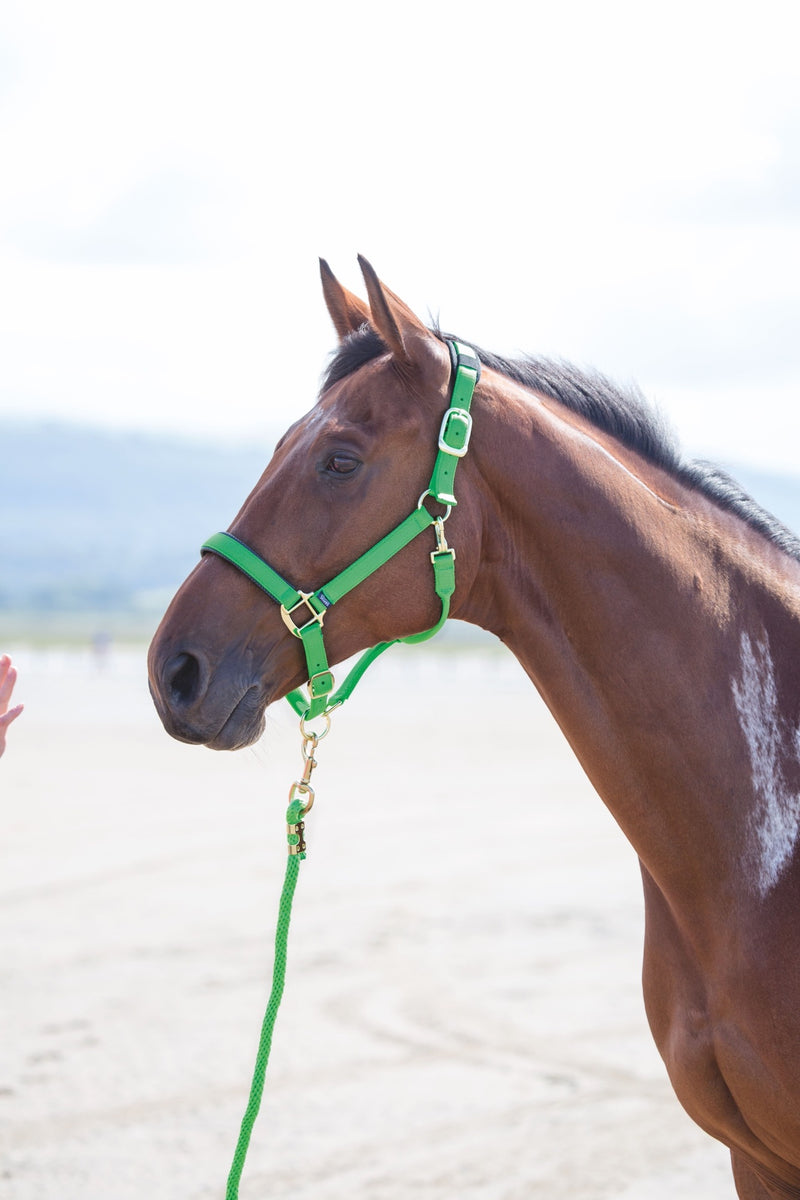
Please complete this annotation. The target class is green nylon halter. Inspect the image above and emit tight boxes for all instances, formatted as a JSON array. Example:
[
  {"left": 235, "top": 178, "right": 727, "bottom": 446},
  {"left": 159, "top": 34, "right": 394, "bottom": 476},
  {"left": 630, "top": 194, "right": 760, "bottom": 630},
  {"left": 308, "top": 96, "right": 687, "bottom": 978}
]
[{"left": 201, "top": 340, "right": 480, "bottom": 720}]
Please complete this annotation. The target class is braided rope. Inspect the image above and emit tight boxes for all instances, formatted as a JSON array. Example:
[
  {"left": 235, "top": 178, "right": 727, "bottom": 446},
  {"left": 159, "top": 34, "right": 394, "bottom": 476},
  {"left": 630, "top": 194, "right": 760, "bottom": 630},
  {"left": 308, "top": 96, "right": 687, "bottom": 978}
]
[{"left": 225, "top": 799, "right": 306, "bottom": 1198}]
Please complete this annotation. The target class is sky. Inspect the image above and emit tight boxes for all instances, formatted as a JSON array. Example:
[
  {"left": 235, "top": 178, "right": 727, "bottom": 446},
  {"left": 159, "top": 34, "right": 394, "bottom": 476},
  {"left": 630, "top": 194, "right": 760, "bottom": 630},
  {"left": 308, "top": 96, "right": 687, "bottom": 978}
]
[{"left": 0, "top": 0, "right": 798, "bottom": 471}]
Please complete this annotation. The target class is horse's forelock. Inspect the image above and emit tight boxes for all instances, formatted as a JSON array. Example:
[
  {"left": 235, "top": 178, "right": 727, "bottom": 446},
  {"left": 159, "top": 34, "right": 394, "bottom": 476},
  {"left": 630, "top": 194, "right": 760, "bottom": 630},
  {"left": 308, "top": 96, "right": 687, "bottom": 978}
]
[{"left": 321, "top": 325, "right": 387, "bottom": 392}]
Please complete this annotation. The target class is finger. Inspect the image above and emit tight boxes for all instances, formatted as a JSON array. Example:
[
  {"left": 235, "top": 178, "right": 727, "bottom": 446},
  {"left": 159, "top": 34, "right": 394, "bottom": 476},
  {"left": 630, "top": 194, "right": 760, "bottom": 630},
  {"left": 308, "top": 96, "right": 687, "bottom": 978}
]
[
  {"left": 0, "top": 667, "right": 16, "bottom": 711},
  {"left": 0, "top": 703, "right": 23, "bottom": 728},
  {"left": 0, "top": 702, "right": 22, "bottom": 757},
  {"left": 0, "top": 663, "right": 17, "bottom": 714}
]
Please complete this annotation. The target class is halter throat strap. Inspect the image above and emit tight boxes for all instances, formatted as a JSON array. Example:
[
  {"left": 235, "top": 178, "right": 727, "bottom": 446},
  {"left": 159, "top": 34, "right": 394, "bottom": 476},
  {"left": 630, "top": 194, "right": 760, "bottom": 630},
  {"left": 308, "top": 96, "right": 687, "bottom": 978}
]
[{"left": 201, "top": 339, "right": 480, "bottom": 720}]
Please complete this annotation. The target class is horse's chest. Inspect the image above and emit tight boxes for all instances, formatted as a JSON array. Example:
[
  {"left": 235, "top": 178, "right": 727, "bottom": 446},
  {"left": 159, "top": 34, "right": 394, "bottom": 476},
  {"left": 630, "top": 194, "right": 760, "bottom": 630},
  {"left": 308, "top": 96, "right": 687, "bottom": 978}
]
[{"left": 660, "top": 1002, "right": 737, "bottom": 1136}]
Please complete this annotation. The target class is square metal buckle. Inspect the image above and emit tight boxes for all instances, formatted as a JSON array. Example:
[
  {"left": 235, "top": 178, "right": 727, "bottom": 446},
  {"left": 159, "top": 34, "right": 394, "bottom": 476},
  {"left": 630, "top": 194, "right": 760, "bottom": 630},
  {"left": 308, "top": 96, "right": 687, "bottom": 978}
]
[
  {"left": 280, "top": 592, "right": 325, "bottom": 638},
  {"left": 438, "top": 407, "right": 473, "bottom": 458},
  {"left": 308, "top": 669, "right": 334, "bottom": 698}
]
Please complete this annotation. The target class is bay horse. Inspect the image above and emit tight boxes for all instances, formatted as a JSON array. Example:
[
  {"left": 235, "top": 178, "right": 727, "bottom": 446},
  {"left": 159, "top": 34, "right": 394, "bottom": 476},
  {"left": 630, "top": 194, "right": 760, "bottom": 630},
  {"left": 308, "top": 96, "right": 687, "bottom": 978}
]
[{"left": 148, "top": 257, "right": 800, "bottom": 1199}]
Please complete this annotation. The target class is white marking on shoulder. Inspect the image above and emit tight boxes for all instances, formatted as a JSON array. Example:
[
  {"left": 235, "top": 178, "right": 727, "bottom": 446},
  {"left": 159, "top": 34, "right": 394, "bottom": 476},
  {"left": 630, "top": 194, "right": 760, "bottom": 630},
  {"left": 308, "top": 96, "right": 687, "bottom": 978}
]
[{"left": 731, "top": 631, "right": 800, "bottom": 896}]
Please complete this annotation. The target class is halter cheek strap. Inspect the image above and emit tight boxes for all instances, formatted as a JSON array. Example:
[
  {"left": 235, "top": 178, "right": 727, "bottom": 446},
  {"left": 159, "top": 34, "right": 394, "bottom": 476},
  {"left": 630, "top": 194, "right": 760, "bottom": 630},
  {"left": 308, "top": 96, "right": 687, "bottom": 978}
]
[{"left": 201, "top": 340, "right": 480, "bottom": 720}]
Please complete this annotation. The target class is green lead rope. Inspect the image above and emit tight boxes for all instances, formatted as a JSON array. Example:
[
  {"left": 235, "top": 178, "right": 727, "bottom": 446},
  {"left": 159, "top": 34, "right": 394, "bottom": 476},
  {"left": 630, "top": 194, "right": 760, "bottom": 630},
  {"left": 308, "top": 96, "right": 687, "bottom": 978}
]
[{"left": 225, "top": 798, "right": 306, "bottom": 1199}]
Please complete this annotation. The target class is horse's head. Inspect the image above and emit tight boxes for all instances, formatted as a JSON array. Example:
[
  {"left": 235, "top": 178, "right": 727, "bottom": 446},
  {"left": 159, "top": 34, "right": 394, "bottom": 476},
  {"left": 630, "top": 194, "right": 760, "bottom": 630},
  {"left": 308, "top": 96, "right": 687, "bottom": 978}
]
[{"left": 147, "top": 258, "right": 484, "bottom": 749}]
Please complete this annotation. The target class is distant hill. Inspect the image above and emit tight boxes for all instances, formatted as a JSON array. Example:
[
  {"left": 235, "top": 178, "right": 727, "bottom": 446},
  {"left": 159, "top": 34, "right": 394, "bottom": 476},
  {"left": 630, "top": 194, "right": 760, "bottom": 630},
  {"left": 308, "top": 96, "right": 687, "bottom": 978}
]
[
  {"left": 0, "top": 421, "right": 273, "bottom": 610},
  {"left": 1, "top": 420, "right": 800, "bottom": 613}
]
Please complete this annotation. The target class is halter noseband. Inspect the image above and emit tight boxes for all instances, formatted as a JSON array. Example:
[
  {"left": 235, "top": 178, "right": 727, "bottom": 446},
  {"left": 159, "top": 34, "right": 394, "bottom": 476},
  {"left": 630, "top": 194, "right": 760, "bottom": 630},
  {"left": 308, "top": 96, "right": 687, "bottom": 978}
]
[{"left": 200, "top": 340, "right": 480, "bottom": 721}]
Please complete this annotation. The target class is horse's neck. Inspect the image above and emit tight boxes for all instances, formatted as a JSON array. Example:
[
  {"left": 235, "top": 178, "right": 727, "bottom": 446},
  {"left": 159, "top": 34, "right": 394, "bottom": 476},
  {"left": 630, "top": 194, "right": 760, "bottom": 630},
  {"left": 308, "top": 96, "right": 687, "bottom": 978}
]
[{"left": 461, "top": 384, "right": 800, "bottom": 916}]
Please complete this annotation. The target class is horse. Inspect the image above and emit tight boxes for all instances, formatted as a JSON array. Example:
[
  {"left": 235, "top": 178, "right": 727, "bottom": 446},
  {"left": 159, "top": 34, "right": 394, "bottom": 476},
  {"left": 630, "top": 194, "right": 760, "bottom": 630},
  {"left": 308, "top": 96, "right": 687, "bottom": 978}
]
[{"left": 148, "top": 256, "right": 800, "bottom": 1199}]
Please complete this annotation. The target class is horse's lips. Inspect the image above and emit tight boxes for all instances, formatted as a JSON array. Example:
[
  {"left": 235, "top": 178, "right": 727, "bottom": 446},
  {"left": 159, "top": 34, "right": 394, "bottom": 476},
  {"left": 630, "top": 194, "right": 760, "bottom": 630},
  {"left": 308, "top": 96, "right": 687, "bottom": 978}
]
[
  {"left": 149, "top": 682, "right": 267, "bottom": 751},
  {"left": 205, "top": 686, "right": 266, "bottom": 751}
]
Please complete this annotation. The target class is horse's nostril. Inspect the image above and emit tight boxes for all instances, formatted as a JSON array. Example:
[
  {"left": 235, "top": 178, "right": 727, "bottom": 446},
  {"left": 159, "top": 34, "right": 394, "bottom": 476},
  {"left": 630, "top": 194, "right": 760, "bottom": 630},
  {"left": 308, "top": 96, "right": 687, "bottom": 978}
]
[{"left": 166, "top": 652, "right": 203, "bottom": 706}]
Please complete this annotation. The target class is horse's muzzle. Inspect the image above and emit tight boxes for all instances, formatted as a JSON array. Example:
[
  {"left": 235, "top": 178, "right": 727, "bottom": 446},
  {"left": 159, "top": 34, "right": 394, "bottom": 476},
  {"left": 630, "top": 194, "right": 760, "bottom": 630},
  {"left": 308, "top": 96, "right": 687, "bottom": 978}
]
[{"left": 148, "top": 646, "right": 267, "bottom": 750}]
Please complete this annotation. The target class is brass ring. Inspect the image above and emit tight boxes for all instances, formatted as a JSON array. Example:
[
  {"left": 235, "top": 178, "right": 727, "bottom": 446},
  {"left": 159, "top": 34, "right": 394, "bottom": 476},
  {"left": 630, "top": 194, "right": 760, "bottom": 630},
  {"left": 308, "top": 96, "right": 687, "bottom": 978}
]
[
  {"left": 288, "top": 780, "right": 315, "bottom": 815},
  {"left": 299, "top": 711, "right": 331, "bottom": 742},
  {"left": 416, "top": 489, "right": 453, "bottom": 521}
]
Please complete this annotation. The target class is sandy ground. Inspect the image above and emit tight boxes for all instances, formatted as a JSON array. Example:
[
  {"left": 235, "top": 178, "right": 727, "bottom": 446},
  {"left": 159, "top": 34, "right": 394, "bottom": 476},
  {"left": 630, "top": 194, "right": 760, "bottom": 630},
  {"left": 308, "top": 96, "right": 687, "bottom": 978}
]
[{"left": 0, "top": 639, "right": 736, "bottom": 1200}]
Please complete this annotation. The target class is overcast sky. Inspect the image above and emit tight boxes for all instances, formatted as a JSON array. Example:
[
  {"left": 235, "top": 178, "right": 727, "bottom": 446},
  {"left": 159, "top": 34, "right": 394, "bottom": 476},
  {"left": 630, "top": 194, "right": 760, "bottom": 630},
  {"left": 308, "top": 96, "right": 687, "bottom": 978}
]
[{"left": 1, "top": 0, "right": 798, "bottom": 471}]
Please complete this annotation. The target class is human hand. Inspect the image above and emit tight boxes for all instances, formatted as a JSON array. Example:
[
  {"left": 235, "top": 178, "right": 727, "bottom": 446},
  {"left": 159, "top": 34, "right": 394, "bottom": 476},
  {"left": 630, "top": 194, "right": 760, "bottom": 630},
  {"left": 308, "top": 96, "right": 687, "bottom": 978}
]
[{"left": 0, "top": 654, "right": 23, "bottom": 758}]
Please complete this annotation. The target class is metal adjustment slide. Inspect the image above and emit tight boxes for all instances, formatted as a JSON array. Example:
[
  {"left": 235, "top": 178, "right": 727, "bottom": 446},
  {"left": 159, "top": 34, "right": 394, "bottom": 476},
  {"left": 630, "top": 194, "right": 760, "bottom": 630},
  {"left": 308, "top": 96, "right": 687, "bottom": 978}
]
[{"left": 280, "top": 591, "right": 326, "bottom": 638}]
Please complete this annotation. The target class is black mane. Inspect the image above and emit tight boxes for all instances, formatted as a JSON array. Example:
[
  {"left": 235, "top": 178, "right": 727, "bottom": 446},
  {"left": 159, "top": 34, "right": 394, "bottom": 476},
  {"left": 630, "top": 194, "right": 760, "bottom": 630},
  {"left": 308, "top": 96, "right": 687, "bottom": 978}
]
[{"left": 322, "top": 325, "right": 800, "bottom": 563}]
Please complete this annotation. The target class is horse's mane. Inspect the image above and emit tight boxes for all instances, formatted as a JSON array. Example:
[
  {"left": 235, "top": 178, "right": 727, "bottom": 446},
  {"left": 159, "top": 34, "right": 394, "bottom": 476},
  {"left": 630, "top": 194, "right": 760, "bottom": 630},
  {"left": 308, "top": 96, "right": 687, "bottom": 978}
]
[{"left": 323, "top": 324, "right": 800, "bottom": 563}]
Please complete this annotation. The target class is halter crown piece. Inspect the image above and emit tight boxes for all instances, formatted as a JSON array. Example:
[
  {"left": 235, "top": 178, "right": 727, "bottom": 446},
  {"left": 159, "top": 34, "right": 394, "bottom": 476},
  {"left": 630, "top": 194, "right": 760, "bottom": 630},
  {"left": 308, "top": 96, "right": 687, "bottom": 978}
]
[{"left": 201, "top": 340, "right": 480, "bottom": 721}]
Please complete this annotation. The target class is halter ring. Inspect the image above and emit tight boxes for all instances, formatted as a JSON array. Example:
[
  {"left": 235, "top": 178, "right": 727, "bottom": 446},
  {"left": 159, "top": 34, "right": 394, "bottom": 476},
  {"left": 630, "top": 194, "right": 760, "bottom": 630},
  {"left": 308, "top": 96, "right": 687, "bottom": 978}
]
[
  {"left": 417, "top": 490, "right": 453, "bottom": 522},
  {"left": 299, "top": 711, "right": 332, "bottom": 742}
]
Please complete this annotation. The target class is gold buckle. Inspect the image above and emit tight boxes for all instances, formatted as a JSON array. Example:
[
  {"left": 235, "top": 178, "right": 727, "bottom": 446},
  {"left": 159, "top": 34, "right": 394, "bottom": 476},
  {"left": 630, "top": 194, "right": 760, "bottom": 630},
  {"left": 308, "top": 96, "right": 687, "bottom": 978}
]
[{"left": 280, "top": 591, "right": 325, "bottom": 638}]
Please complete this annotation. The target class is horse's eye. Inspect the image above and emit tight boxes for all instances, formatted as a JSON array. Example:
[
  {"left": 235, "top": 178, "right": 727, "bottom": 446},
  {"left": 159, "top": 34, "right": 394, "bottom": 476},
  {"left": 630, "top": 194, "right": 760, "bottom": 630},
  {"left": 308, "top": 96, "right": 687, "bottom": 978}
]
[{"left": 326, "top": 454, "right": 360, "bottom": 476}]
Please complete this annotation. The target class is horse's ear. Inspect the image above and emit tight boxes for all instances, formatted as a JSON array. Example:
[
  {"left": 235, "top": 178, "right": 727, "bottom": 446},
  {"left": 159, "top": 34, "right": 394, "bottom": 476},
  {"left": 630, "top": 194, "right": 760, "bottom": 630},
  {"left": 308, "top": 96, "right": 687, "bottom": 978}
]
[
  {"left": 358, "top": 255, "right": 436, "bottom": 365},
  {"left": 319, "top": 259, "right": 372, "bottom": 341}
]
